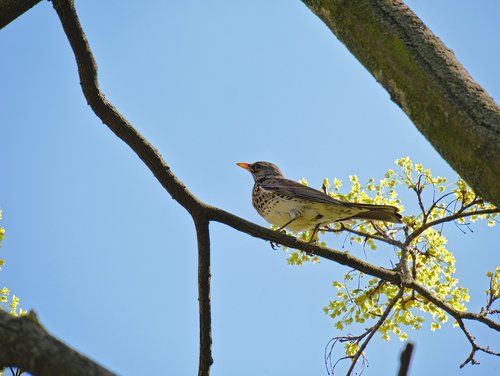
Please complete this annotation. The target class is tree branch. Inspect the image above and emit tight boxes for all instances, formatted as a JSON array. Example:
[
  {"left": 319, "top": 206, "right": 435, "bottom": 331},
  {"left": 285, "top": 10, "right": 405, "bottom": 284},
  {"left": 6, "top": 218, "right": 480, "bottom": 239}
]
[
  {"left": 346, "top": 288, "right": 404, "bottom": 376},
  {"left": 397, "top": 342, "right": 415, "bottom": 376},
  {"left": 424, "top": 192, "right": 456, "bottom": 221},
  {"left": 0, "top": 0, "right": 41, "bottom": 30},
  {"left": 302, "top": 0, "right": 500, "bottom": 207},
  {"left": 0, "top": 310, "right": 115, "bottom": 376},
  {"left": 408, "top": 281, "right": 500, "bottom": 331},
  {"left": 413, "top": 176, "right": 426, "bottom": 219},
  {"left": 50, "top": 0, "right": 204, "bottom": 218},
  {"left": 206, "top": 205, "right": 400, "bottom": 284},
  {"left": 325, "top": 223, "right": 404, "bottom": 248},
  {"left": 194, "top": 216, "right": 213, "bottom": 376},
  {"left": 456, "top": 318, "right": 500, "bottom": 368},
  {"left": 407, "top": 208, "right": 499, "bottom": 242}
]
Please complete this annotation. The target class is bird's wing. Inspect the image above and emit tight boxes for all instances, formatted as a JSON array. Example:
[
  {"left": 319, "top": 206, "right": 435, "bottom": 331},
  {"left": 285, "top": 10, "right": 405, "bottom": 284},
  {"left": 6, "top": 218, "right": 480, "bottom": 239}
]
[
  {"left": 259, "top": 177, "right": 354, "bottom": 208},
  {"left": 259, "top": 178, "right": 401, "bottom": 217}
]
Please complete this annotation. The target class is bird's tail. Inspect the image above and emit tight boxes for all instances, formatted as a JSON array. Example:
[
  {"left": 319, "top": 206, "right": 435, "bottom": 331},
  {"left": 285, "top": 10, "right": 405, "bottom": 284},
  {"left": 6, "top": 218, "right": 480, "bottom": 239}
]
[{"left": 349, "top": 203, "right": 403, "bottom": 223}]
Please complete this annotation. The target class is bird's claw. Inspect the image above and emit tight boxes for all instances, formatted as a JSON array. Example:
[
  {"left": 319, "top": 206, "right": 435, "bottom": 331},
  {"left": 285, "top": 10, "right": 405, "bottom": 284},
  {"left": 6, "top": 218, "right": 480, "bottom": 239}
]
[{"left": 270, "top": 241, "right": 281, "bottom": 250}]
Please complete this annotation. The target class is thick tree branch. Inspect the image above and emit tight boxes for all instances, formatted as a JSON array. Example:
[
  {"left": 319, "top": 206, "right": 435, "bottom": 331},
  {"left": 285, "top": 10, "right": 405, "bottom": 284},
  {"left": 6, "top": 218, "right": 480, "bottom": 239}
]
[
  {"left": 302, "top": 0, "right": 500, "bottom": 207},
  {"left": 0, "top": 0, "right": 41, "bottom": 29},
  {"left": 194, "top": 216, "right": 213, "bottom": 376},
  {"left": 0, "top": 310, "right": 115, "bottom": 376}
]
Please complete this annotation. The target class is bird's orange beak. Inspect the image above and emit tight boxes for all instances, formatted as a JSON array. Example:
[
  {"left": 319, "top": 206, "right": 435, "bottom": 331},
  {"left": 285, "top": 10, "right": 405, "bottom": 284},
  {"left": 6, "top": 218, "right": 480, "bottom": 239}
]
[{"left": 236, "top": 162, "right": 252, "bottom": 171}]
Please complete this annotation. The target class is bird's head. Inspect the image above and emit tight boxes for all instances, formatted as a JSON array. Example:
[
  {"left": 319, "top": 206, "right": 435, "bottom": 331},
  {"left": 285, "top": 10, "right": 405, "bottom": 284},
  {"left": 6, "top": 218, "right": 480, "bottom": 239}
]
[{"left": 237, "top": 161, "right": 284, "bottom": 181}]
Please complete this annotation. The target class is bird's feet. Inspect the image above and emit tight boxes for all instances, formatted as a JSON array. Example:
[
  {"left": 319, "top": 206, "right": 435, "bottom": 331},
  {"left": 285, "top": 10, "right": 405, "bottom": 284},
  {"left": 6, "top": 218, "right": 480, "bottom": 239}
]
[{"left": 270, "top": 241, "right": 281, "bottom": 250}]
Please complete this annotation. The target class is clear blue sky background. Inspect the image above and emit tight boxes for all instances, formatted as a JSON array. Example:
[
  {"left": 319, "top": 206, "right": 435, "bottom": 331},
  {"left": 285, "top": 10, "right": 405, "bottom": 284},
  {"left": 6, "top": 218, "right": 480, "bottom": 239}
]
[{"left": 1, "top": 1, "right": 499, "bottom": 375}]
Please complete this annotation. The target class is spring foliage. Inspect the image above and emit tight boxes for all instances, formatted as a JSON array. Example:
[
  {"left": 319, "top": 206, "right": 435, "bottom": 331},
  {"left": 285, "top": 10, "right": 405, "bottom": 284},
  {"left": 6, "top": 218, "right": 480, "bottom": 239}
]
[
  {"left": 285, "top": 157, "right": 498, "bottom": 365},
  {"left": 0, "top": 209, "right": 24, "bottom": 317}
]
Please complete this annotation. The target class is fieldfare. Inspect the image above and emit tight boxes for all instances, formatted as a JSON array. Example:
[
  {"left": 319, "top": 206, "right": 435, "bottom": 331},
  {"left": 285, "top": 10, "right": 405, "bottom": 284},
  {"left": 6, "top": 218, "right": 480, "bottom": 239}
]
[{"left": 237, "top": 161, "right": 402, "bottom": 240}]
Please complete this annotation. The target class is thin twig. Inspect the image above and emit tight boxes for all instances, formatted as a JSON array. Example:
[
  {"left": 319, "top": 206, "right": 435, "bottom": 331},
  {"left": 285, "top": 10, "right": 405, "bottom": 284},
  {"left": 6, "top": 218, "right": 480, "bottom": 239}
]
[
  {"left": 371, "top": 222, "right": 400, "bottom": 243},
  {"left": 425, "top": 191, "right": 455, "bottom": 219},
  {"left": 456, "top": 318, "right": 500, "bottom": 368},
  {"left": 324, "top": 224, "right": 404, "bottom": 248},
  {"left": 408, "top": 282, "right": 499, "bottom": 331},
  {"left": 346, "top": 289, "right": 404, "bottom": 376},
  {"left": 407, "top": 208, "right": 499, "bottom": 243},
  {"left": 413, "top": 175, "right": 426, "bottom": 219},
  {"left": 481, "top": 273, "right": 499, "bottom": 316}
]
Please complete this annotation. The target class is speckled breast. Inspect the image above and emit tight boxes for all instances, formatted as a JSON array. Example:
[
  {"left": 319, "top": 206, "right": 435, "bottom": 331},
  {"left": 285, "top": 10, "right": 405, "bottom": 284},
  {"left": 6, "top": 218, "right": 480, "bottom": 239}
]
[
  {"left": 251, "top": 184, "right": 300, "bottom": 227},
  {"left": 252, "top": 184, "right": 277, "bottom": 217}
]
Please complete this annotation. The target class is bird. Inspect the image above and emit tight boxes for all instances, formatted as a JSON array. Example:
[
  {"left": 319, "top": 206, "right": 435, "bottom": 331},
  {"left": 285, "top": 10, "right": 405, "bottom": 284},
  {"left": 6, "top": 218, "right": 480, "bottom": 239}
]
[{"left": 237, "top": 161, "right": 402, "bottom": 240}]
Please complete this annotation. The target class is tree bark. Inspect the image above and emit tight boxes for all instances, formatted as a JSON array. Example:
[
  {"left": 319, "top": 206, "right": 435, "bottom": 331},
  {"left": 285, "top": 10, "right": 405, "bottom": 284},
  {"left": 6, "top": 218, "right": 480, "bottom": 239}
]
[
  {"left": 0, "top": 0, "right": 41, "bottom": 29},
  {"left": 302, "top": 0, "right": 500, "bottom": 207},
  {"left": 0, "top": 310, "right": 115, "bottom": 376},
  {"left": 194, "top": 216, "right": 213, "bottom": 376}
]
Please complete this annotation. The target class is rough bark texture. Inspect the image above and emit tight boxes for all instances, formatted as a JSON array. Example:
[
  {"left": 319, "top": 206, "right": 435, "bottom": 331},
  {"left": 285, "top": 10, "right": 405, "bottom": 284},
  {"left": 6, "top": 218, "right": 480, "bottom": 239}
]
[
  {"left": 303, "top": 0, "right": 500, "bottom": 207},
  {"left": 0, "top": 310, "right": 115, "bottom": 376},
  {"left": 0, "top": 0, "right": 41, "bottom": 29}
]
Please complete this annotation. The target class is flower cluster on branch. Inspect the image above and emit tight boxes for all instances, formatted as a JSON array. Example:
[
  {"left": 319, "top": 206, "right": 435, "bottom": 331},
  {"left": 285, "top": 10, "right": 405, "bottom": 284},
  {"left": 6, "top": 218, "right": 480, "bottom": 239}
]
[{"left": 284, "top": 158, "right": 499, "bottom": 374}]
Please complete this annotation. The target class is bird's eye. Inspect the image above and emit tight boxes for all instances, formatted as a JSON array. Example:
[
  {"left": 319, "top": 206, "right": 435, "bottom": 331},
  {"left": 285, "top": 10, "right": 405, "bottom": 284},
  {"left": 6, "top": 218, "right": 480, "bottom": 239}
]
[{"left": 252, "top": 164, "right": 261, "bottom": 171}]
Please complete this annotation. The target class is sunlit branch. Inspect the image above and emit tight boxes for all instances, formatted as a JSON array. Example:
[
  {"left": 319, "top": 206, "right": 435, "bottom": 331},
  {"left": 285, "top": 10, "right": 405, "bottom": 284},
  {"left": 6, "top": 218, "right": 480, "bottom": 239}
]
[
  {"left": 407, "top": 208, "right": 499, "bottom": 243},
  {"left": 425, "top": 191, "right": 455, "bottom": 220},
  {"left": 323, "top": 223, "right": 404, "bottom": 248},
  {"left": 412, "top": 175, "right": 426, "bottom": 219},
  {"left": 408, "top": 282, "right": 499, "bottom": 331},
  {"left": 346, "top": 289, "right": 404, "bottom": 376},
  {"left": 480, "top": 274, "right": 499, "bottom": 316}
]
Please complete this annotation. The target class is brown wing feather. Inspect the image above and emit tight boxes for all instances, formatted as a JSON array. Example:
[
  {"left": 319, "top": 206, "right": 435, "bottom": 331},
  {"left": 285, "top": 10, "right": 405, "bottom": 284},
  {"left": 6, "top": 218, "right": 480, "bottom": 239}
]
[
  {"left": 259, "top": 177, "right": 352, "bottom": 207},
  {"left": 259, "top": 177, "right": 402, "bottom": 223}
]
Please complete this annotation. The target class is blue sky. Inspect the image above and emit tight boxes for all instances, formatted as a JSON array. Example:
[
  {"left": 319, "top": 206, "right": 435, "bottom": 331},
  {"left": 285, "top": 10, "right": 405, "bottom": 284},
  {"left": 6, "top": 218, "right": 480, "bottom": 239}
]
[{"left": 1, "top": 1, "right": 499, "bottom": 375}]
